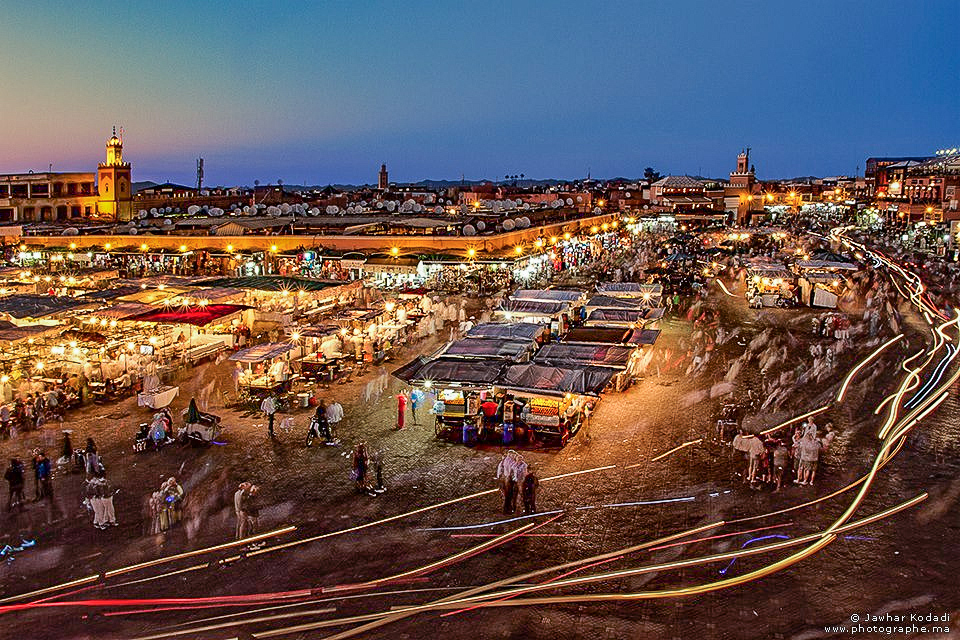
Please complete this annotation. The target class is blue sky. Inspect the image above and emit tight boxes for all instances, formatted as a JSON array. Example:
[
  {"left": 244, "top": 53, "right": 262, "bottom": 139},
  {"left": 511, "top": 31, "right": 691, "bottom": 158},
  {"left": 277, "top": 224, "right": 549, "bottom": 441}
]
[{"left": 0, "top": 0, "right": 957, "bottom": 185}]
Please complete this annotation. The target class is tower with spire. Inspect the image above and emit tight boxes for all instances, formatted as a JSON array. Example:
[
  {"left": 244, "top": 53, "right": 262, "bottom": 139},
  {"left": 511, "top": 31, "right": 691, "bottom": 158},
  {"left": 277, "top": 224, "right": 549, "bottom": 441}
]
[{"left": 97, "top": 126, "right": 133, "bottom": 221}]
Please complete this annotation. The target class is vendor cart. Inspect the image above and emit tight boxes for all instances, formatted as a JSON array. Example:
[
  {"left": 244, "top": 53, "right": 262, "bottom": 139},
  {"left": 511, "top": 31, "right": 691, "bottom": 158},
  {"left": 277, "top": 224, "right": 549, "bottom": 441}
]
[{"left": 180, "top": 399, "right": 223, "bottom": 444}]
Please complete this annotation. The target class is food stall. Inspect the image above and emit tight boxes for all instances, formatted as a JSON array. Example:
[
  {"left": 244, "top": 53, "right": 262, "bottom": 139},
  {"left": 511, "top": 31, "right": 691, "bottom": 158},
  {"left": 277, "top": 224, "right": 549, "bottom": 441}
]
[
  {"left": 465, "top": 322, "right": 546, "bottom": 343},
  {"left": 493, "top": 299, "right": 571, "bottom": 338},
  {"left": 745, "top": 263, "right": 795, "bottom": 308},
  {"left": 230, "top": 342, "right": 299, "bottom": 402},
  {"left": 440, "top": 336, "right": 538, "bottom": 362},
  {"left": 495, "top": 363, "right": 616, "bottom": 447},
  {"left": 596, "top": 282, "right": 663, "bottom": 307},
  {"left": 392, "top": 356, "right": 505, "bottom": 443}
]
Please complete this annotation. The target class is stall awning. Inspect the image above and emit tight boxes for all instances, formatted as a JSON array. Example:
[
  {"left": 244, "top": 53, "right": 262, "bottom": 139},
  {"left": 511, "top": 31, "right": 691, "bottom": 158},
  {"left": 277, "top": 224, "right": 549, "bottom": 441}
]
[
  {"left": 585, "top": 295, "right": 644, "bottom": 310},
  {"left": 298, "top": 325, "right": 341, "bottom": 338},
  {"left": 497, "top": 299, "right": 568, "bottom": 317},
  {"left": 81, "top": 285, "right": 149, "bottom": 301},
  {"left": 595, "top": 283, "right": 663, "bottom": 297},
  {"left": 442, "top": 337, "right": 535, "bottom": 360},
  {"left": 466, "top": 322, "right": 545, "bottom": 341},
  {"left": 0, "top": 322, "right": 62, "bottom": 344},
  {"left": 193, "top": 276, "right": 344, "bottom": 292},
  {"left": 0, "top": 294, "right": 96, "bottom": 319},
  {"left": 393, "top": 356, "right": 505, "bottom": 386},
  {"left": 512, "top": 289, "right": 584, "bottom": 303},
  {"left": 586, "top": 309, "right": 646, "bottom": 324},
  {"left": 498, "top": 363, "right": 616, "bottom": 397},
  {"left": 630, "top": 329, "right": 661, "bottom": 345},
  {"left": 533, "top": 343, "right": 633, "bottom": 369},
  {"left": 124, "top": 304, "right": 249, "bottom": 326},
  {"left": 561, "top": 326, "right": 632, "bottom": 344},
  {"left": 230, "top": 342, "right": 296, "bottom": 363},
  {"left": 88, "top": 302, "right": 155, "bottom": 319}
]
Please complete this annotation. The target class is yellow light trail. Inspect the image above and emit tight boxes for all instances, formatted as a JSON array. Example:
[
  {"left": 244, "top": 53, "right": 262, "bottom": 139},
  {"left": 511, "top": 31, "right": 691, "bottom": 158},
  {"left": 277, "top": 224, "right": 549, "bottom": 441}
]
[{"left": 835, "top": 334, "right": 903, "bottom": 402}]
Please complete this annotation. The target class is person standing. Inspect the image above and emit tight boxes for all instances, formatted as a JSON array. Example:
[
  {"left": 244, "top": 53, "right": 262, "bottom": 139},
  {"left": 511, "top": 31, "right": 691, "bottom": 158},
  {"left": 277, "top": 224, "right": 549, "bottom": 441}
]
[
  {"left": 34, "top": 451, "right": 52, "bottom": 501},
  {"left": 0, "top": 404, "right": 10, "bottom": 439},
  {"left": 260, "top": 394, "right": 277, "bottom": 438},
  {"left": 86, "top": 476, "right": 105, "bottom": 528},
  {"left": 395, "top": 391, "right": 408, "bottom": 430},
  {"left": 234, "top": 482, "right": 250, "bottom": 539},
  {"left": 243, "top": 485, "right": 260, "bottom": 535},
  {"left": 410, "top": 389, "right": 424, "bottom": 425},
  {"left": 5, "top": 458, "right": 25, "bottom": 512},
  {"left": 84, "top": 438, "right": 99, "bottom": 477},
  {"left": 772, "top": 440, "right": 790, "bottom": 492},
  {"left": 326, "top": 399, "right": 343, "bottom": 439},
  {"left": 370, "top": 447, "right": 386, "bottom": 494},
  {"left": 98, "top": 472, "right": 117, "bottom": 527},
  {"left": 521, "top": 470, "right": 539, "bottom": 514},
  {"left": 352, "top": 442, "right": 369, "bottom": 493}
]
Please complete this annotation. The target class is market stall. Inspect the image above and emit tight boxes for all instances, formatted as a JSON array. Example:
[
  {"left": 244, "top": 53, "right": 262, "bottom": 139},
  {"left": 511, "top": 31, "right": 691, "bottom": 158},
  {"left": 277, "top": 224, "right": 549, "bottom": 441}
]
[
  {"left": 230, "top": 342, "right": 299, "bottom": 402},
  {"left": 493, "top": 299, "right": 571, "bottom": 337},
  {"left": 440, "top": 336, "right": 538, "bottom": 362},
  {"left": 465, "top": 322, "right": 546, "bottom": 342}
]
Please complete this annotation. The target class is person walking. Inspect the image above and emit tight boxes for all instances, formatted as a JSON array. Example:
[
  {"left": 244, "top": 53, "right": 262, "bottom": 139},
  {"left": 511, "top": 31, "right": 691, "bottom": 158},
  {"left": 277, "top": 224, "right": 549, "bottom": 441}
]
[
  {"left": 98, "top": 471, "right": 117, "bottom": 527},
  {"left": 395, "top": 391, "right": 408, "bottom": 430},
  {"left": 521, "top": 470, "right": 539, "bottom": 514},
  {"left": 234, "top": 482, "right": 250, "bottom": 539},
  {"left": 260, "top": 394, "right": 277, "bottom": 438},
  {"left": 5, "top": 458, "right": 25, "bottom": 512},
  {"left": 85, "top": 475, "right": 105, "bottom": 528}
]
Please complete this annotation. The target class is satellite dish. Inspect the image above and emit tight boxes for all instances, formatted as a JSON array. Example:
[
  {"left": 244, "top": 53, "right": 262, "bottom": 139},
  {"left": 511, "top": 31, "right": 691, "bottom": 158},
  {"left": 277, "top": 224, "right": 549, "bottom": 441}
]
[
  {"left": 61, "top": 227, "right": 79, "bottom": 236},
  {"left": 164, "top": 206, "right": 172, "bottom": 213},
  {"left": 139, "top": 220, "right": 149, "bottom": 227},
  {"left": 210, "top": 208, "right": 224, "bottom": 217},
  {"left": 163, "top": 218, "right": 173, "bottom": 226},
  {"left": 434, "top": 205, "right": 444, "bottom": 214},
  {"left": 476, "top": 220, "right": 486, "bottom": 231},
  {"left": 576, "top": 196, "right": 583, "bottom": 203},
  {"left": 188, "top": 205, "right": 200, "bottom": 215},
  {"left": 565, "top": 198, "right": 573, "bottom": 206},
  {"left": 552, "top": 200, "right": 562, "bottom": 209},
  {"left": 523, "top": 203, "right": 531, "bottom": 210},
  {"left": 643, "top": 204, "right": 649, "bottom": 210},
  {"left": 502, "top": 219, "right": 516, "bottom": 231},
  {"left": 309, "top": 207, "right": 320, "bottom": 216},
  {"left": 129, "top": 227, "right": 138, "bottom": 235},
  {"left": 593, "top": 207, "right": 602, "bottom": 214},
  {"left": 149, "top": 208, "right": 158, "bottom": 216},
  {"left": 519, "top": 217, "right": 531, "bottom": 228},
  {"left": 386, "top": 201, "right": 396, "bottom": 212},
  {"left": 138, "top": 210, "right": 148, "bottom": 217},
  {"left": 138, "top": 211, "right": 148, "bottom": 219},
  {"left": 463, "top": 225, "right": 476, "bottom": 236},
  {"left": 280, "top": 203, "right": 291, "bottom": 213},
  {"left": 625, "top": 191, "right": 631, "bottom": 198},
  {"left": 460, "top": 203, "right": 469, "bottom": 214},
  {"left": 413, "top": 203, "right": 422, "bottom": 213},
  {"left": 375, "top": 201, "right": 384, "bottom": 209}
]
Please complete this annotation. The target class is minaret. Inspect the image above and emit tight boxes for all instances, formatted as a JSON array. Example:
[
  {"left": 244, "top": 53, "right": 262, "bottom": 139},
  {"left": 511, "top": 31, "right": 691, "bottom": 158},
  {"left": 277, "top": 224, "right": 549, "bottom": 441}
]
[
  {"left": 378, "top": 163, "right": 389, "bottom": 190},
  {"left": 97, "top": 126, "right": 133, "bottom": 221}
]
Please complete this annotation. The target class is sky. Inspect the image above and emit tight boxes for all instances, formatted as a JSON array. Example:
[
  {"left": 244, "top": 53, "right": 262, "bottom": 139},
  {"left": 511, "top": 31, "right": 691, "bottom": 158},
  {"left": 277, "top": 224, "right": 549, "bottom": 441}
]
[{"left": 1, "top": 0, "right": 957, "bottom": 186}]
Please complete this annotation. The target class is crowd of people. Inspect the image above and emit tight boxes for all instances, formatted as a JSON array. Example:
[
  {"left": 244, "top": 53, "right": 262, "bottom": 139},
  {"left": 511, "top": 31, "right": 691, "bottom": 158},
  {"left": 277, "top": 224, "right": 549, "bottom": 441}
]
[{"left": 733, "top": 418, "right": 836, "bottom": 490}]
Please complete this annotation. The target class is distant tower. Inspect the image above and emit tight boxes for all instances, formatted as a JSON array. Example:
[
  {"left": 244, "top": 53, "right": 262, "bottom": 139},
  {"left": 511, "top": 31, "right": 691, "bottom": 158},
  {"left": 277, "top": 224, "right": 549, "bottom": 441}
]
[
  {"left": 730, "top": 147, "right": 756, "bottom": 189},
  {"left": 378, "top": 163, "right": 389, "bottom": 190},
  {"left": 197, "top": 157, "right": 204, "bottom": 190},
  {"left": 97, "top": 126, "right": 133, "bottom": 222}
]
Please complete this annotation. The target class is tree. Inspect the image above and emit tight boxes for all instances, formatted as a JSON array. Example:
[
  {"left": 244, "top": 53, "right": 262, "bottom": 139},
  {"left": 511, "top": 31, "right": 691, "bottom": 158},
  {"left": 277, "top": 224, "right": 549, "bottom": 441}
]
[{"left": 644, "top": 167, "right": 661, "bottom": 182}]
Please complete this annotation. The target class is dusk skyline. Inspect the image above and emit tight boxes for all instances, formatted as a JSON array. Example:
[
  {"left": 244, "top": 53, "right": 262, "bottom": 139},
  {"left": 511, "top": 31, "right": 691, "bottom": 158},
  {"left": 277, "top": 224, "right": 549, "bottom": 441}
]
[{"left": 1, "top": 0, "right": 957, "bottom": 186}]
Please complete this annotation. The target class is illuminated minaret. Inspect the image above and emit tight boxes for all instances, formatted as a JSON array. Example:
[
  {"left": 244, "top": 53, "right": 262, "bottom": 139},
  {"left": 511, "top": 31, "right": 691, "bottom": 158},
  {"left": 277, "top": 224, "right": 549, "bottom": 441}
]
[
  {"left": 97, "top": 126, "right": 133, "bottom": 221},
  {"left": 378, "top": 163, "right": 389, "bottom": 190}
]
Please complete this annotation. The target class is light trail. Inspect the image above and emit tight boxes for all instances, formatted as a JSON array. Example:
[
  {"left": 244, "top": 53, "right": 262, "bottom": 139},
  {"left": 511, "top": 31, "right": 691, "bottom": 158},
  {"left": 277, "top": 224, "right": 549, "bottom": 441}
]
[
  {"left": 649, "top": 439, "right": 702, "bottom": 462},
  {"left": 835, "top": 333, "right": 903, "bottom": 402},
  {"left": 602, "top": 496, "right": 696, "bottom": 508},
  {"left": 760, "top": 405, "right": 831, "bottom": 435},
  {"left": 718, "top": 535, "right": 791, "bottom": 574},
  {"left": 646, "top": 522, "right": 794, "bottom": 552},
  {"left": 417, "top": 510, "right": 563, "bottom": 531},
  {"left": 715, "top": 278, "right": 737, "bottom": 297}
]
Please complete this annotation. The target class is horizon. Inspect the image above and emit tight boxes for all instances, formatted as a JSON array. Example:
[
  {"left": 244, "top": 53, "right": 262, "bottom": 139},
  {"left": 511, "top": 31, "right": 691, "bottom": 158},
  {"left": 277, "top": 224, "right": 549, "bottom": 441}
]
[{"left": 1, "top": 1, "right": 957, "bottom": 185}]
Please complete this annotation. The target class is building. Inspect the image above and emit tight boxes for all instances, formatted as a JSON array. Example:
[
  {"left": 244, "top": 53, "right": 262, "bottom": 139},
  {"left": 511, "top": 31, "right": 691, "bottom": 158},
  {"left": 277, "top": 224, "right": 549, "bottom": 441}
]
[
  {"left": 0, "top": 129, "right": 133, "bottom": 223},
  {"left": 378, "top": 164, "right": 389, "bottom": 190}
]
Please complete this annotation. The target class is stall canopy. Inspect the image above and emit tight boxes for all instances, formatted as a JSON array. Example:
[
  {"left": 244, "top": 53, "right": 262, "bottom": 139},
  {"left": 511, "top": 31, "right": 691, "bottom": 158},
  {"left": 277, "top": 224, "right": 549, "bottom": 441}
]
[
  {"left": 584, "top": 295, "right": 644, "bottom": 311},
  {"left": 193, "top": 276, "right": 343, "bottom": 292},
  {"left": 512, "top": 289, "right": 584, "bottom": 303},
  {"left": 123, "top": 304, "right": 249, "bottom": 326},
  {"left": 0, "top": 321, "right": 61, "bottom": 343},
  {"left": 393, "top": 356, "right": 505, "bottom": 387},
  {"left": 562, "top": 326, "right": 660, "bottom": 346},
  {"left": 498, "top": 299, "right": 568, "bottom": 316},
  {"left": 441, "top": 337, "right": 535, "bottom": 360},
  {"left": 533, "top": 343, "right": 633, "bottom": 369},
  {"left": 586, "top": 309, "right": 646, "bottom": 324},
  {"left": 796, "top": 260, "right": 858, "bottom": 271},
  {"left": 230, "top": 342, "right": 296, "bottom": 363},
  {"left": 88, "top": 302, "right": 154, "bottom": 319},
  {"left": 499, "top": 363, "right": 616, "bottom": 397},
  {"left": 81, "top": 285, "right": 148, "bottom": 301},
  {"left": 298, "top": 325, "right": 341, "bottom": 338},
  {"left": 0, "top": 294, "right": 96, "bottom": 319},
  {"left": 466, "top": 322, "right": 545, "bottom": 341},
  {"left": 596, "top": 283, "right": 663, "bottom": 297}
]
